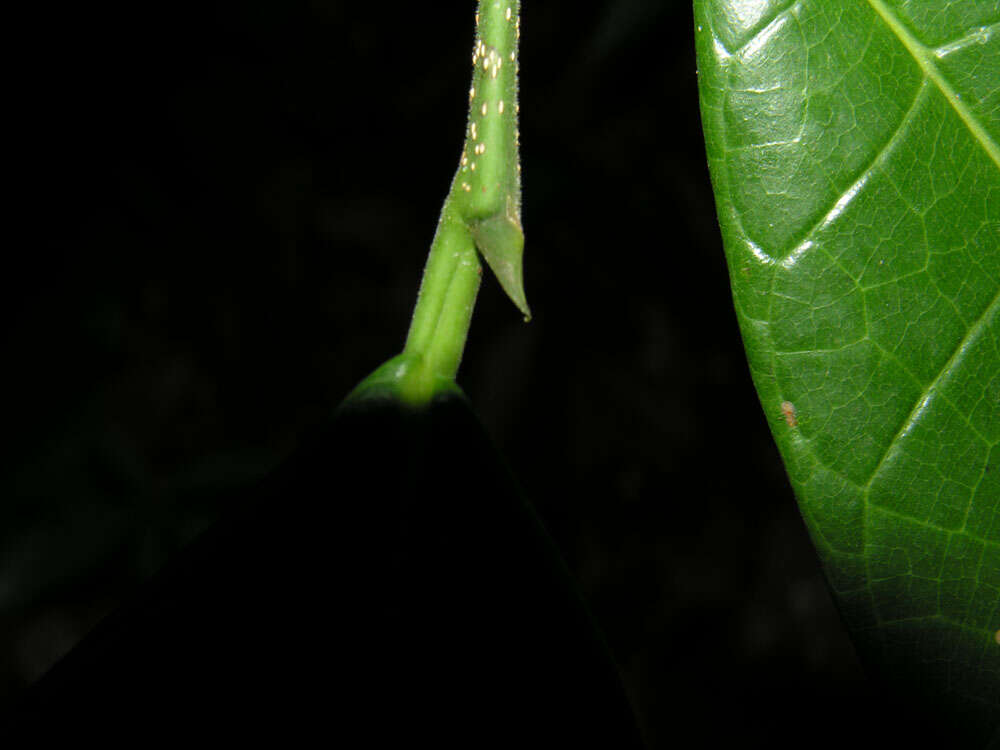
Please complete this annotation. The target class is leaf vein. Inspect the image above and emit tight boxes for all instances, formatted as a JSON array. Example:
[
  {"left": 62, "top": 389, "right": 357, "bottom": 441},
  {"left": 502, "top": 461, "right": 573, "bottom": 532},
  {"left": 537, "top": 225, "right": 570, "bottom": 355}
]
[
  {"left": 864, "top": 286, "right": 1000, "bottom": 488},
  {"left": 731, "top": 0, "right": 801, "bottom": 56},
  {"left": 866, "top": 0, "right": 1000, "bottom": 171},
  {"left": 779, "top": 81, "right": 928, "bottom": 264}
]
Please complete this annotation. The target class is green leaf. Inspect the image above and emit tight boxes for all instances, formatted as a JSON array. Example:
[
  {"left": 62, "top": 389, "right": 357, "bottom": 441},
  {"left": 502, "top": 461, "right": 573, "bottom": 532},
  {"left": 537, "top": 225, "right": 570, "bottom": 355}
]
[{"left": 695, "top": 0, "right": 999, "bottom": 741}]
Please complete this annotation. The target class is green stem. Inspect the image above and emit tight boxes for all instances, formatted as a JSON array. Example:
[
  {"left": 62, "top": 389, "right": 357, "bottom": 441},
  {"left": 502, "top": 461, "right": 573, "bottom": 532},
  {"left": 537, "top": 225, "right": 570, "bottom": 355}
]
[
  {"left": 404, "top": 210, "right": 482, "bottom": 383},
  {"left": 343, "top": 1, "right": 523, "bottom": 409},
  {"left": 401, "top": 0, "right": 523, "bottom": 390}
]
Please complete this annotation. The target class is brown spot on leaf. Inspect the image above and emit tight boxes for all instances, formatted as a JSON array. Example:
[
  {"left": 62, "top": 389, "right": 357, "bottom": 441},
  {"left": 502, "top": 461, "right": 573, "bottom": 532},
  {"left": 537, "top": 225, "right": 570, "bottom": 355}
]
[{"left": 781, "top": 401, "right": 797, "bottom": 428}]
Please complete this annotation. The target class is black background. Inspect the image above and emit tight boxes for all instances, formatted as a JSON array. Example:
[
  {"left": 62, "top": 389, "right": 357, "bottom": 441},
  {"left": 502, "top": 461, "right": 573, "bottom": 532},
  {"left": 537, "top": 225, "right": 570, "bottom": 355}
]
[{"left": 2, "top": 1, "right": 926, "bottom": 746}]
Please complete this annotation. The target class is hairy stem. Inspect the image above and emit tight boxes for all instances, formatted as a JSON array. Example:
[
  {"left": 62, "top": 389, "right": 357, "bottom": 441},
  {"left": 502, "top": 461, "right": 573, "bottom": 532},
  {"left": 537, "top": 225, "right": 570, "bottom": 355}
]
[{"left": 402, "top": 0, "right": 525, "bottom": 391}]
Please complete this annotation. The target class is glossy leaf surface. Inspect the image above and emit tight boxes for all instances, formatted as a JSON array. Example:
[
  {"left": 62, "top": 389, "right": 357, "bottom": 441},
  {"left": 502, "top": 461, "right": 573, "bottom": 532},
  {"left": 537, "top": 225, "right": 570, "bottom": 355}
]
[{"left": 695, "top": 0, "right": 999, "bottom": 741}]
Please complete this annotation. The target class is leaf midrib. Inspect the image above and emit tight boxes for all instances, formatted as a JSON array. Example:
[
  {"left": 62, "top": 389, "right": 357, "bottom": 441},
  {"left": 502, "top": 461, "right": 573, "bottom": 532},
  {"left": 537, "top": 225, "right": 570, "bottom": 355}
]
[{"left": 866, "top": 0, "right": 1000, "bottom": 171}]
